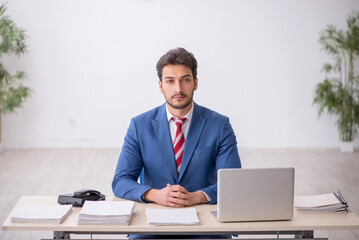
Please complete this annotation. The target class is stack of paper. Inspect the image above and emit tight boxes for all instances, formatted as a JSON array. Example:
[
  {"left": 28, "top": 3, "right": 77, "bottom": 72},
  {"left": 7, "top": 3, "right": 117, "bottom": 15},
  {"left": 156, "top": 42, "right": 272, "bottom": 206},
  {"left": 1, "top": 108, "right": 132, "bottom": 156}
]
[
  {"left": 11, "top": 204, "right": 72, "bottom": 224},
  {"left": 295, "top": 191, "right": 348, "bottom": 213},
  {"left": 146, "top": 208, "right": 200, "bottom": 226},
  {"left": 77, "top": 201, "right": 135, "bottom": 224}
]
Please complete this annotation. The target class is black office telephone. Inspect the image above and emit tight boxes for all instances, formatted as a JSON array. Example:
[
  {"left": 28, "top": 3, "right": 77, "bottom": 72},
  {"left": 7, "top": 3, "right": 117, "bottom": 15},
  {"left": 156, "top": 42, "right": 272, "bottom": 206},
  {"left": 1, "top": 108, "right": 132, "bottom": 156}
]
[{"left": 58, "top": 189, "right": 106, "bottom": 207}]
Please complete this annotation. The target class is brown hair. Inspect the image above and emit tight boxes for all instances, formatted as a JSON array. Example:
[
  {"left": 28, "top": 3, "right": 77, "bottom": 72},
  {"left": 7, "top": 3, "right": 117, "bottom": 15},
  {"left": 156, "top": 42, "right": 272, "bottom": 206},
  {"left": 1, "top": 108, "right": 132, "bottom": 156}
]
[{"left": 156, "top": 47, "right": 198, "bottom": 81}]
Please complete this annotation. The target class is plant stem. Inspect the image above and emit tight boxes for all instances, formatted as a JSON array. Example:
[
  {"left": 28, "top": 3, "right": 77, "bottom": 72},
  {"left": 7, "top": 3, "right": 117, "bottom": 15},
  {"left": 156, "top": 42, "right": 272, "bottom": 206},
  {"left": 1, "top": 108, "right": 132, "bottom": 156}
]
[
  {"left": 0, "top": 109, "right": 2, "bottom": 145},
  {"left": 343, "top": 50, "right": 348, "bottom": 86},
  {"left": 348, "top": 40, "right": 354, "bottom": 141}
]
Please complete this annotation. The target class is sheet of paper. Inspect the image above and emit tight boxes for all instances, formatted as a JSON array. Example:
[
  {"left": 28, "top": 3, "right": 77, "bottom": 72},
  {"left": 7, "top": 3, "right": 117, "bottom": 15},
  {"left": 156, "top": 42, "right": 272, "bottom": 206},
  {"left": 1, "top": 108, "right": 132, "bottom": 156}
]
[
  {"left": 11, "top": 204, "right": 72, "bottom": 224},
  {"left": 295, "top": 193, "right": 340, "bottom": 208},
  {"left": 146, "top": 208, "right": 200, "bottom": 226},
  {"left": 77, "top": 201, "right": 135, "bottom": 224},
  {"left": 79, "top": 201, "right": 134, "bottom": 216}
]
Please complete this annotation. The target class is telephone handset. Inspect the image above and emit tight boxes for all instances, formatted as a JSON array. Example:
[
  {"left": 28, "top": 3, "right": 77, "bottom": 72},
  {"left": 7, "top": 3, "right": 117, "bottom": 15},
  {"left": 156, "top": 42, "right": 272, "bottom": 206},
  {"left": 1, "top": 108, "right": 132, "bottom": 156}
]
[
  {"left": 58, "top": 189, "right": 106, "bottom": 207},
  {"left": 74, "top": 189, "right": 101, "bottom": 199}
]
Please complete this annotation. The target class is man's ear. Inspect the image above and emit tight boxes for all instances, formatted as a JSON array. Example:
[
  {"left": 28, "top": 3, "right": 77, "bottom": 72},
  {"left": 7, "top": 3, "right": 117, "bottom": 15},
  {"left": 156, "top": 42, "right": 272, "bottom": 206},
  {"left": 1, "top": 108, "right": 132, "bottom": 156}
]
[
  {"left": 194, "top": 78, "right": 198, "bottom": 91},
  {"left": 159, "top": 80, "right": 164, "bottom": 93}
]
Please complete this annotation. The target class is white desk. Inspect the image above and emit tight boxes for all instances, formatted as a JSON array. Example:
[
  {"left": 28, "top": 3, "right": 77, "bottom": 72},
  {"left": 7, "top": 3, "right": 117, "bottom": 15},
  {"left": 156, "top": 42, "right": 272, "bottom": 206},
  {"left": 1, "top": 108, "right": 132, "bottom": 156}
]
[{"left": 3, "top": 196, "right": 359, "bottom": 239}]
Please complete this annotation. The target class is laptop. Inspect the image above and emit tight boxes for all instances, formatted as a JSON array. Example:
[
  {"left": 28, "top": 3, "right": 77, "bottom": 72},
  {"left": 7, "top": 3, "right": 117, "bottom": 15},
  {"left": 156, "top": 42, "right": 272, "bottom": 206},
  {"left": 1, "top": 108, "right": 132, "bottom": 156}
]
[{"left": 214, "top": 167, "right": 294, "bottom": 222}]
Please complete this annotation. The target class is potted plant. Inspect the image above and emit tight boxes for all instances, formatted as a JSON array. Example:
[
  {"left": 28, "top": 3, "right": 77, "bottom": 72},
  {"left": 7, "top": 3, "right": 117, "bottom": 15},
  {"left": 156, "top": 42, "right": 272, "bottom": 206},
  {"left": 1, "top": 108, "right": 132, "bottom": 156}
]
[
  {"left": 0, "top": 3, "right": 31, "bottom": 152},
  {"left": 313, "top": 11, "right": 359, "bottom": 152}
]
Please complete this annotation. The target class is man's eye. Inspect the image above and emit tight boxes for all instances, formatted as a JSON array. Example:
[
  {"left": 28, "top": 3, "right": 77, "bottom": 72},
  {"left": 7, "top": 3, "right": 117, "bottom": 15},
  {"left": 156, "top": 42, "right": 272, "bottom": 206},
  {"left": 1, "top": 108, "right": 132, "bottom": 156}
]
[
  {"left": 167, "top": 80, "right": 174, "bottom": 84},
  {"left": 184, "top": 78, "right": 191, "bottom": 82}
]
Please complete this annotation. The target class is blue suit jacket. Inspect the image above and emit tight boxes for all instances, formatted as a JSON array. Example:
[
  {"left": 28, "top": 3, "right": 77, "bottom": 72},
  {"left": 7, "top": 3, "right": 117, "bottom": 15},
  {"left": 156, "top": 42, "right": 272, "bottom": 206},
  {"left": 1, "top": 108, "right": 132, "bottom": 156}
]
[{"left": 112, "top": 102, "right": 241, "bottom": 204}]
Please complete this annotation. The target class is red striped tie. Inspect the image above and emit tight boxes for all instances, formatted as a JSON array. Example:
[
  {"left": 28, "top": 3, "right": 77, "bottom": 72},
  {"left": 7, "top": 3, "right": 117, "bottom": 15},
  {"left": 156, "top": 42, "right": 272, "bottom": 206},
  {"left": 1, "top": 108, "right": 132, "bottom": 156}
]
[{"left": 172, "top": 117, "right": 187, "bottom": 174}]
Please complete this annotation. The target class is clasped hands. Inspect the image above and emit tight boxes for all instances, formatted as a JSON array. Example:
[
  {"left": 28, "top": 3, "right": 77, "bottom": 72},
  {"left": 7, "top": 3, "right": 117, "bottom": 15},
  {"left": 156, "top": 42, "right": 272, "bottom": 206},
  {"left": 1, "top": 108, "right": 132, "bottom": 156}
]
[{"left": 143, "top": 183, "right": 207, "bottom": 207}]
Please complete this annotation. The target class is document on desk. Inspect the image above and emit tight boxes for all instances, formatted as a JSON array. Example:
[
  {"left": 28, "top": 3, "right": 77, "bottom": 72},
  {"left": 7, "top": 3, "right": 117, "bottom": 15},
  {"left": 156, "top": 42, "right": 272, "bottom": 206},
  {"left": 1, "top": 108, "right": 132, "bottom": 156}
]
[
  {"left": 11, "top": 204, "right": 72, "bottom": 224},
  {"left": 295, "top": 191, "right": 348, "bottom": 213},
  {"left": 146, "top": 208, "right": 200, "bottom": 226},
  {"left": 77, "top": 201, "right": 135, "bottom": 224}
]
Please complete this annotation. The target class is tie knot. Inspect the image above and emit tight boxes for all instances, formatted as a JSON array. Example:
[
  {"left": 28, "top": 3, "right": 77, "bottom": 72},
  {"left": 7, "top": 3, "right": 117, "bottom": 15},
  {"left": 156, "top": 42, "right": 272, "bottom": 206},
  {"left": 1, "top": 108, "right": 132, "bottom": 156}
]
[{"left": 172, "top": 117, "right": 187, "bottom": 126}]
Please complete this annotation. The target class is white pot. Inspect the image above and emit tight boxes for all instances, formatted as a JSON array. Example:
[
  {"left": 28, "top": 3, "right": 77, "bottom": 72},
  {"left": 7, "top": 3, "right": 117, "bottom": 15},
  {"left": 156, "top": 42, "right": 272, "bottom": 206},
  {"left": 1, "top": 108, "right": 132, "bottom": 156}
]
[{"left": 340, "top": 141, "right": 354, "bottom": 153}]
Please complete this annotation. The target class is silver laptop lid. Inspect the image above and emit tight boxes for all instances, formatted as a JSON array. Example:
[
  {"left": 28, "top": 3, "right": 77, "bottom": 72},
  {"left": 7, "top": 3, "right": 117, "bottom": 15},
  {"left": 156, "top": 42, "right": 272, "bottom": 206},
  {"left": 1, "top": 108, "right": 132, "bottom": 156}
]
[{"left": 217, "top": 168, "right": 294, "bottom": 222}]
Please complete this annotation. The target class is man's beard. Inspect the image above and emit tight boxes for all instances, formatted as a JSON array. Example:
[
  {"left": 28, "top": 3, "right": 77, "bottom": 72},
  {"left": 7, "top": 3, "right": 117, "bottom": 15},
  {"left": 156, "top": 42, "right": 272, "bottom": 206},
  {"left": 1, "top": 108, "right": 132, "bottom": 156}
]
[{"left": 165, "top": 92, "right": 193, "bottom": 110}]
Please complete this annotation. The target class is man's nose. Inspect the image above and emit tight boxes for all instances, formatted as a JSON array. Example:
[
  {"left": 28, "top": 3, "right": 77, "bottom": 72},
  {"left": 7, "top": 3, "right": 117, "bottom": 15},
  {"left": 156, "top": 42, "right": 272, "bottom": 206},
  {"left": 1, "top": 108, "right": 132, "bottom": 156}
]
[{"left": 174, "top": 81, "right": 183, "bottom": 93}]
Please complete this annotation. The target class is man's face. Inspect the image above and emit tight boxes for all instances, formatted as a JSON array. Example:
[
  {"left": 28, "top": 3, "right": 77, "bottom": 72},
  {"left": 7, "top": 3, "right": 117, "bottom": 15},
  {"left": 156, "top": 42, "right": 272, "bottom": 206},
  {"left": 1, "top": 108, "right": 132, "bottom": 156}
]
[{"left": 159, "top": 64, "right": 198, "bottom": 111}]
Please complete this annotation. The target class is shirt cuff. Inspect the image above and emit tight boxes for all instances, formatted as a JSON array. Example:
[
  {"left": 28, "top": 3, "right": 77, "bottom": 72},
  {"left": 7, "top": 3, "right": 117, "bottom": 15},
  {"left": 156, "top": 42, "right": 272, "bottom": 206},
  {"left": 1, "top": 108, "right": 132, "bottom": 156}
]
[{"left": 199, "top": 191, "right": 211, "bottom": 203}]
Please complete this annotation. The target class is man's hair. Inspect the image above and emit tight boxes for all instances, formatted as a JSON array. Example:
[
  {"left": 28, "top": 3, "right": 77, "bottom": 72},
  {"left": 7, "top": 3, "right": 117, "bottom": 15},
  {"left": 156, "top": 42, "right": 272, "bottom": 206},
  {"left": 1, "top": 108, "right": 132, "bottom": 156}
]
[{"left": 156, "top": 47, "right": 198, "bottom": 81}]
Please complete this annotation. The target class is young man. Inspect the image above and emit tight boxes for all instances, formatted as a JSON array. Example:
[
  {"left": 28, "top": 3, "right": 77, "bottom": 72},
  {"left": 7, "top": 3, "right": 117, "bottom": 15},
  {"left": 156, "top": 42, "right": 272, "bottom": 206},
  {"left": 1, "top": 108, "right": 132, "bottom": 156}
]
[{"left": 112, "top": 48, "right": 241, "bottom": 238}]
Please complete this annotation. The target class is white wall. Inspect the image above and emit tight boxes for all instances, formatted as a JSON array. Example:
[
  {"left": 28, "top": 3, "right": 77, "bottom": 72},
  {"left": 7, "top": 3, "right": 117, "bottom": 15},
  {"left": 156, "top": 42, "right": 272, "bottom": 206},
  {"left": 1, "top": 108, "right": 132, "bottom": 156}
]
[{"left": 2, "top": 0, "right": 359, "bottom": 148}]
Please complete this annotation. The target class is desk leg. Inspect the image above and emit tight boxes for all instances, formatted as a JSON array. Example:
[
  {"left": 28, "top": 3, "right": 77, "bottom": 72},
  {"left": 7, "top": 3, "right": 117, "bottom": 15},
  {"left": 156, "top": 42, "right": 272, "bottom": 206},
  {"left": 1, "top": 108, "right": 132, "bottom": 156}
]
[
  {"left": 53, "top": 231, "right": 70, "bottom": 239},
  {"left": 295, "top": 230, "right": 314, "bottom": 238}
]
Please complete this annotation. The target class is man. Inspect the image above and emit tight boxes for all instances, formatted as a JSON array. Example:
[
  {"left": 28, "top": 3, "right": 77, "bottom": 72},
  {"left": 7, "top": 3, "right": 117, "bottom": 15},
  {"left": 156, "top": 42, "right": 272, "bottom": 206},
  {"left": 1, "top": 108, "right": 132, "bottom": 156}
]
[{"left": 112, "top": 47, "right": 241, "bottom": 238}]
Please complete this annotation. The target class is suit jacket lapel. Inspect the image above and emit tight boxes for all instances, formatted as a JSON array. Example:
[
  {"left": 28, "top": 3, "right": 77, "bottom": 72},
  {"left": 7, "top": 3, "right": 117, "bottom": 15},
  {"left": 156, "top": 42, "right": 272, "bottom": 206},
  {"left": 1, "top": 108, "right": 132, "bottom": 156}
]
[
  {"left": 151, "top": 104, "right": 178, "bottom": 182},
  {"left": 179, "top": 103, "right": 207, "bottom": 182}
]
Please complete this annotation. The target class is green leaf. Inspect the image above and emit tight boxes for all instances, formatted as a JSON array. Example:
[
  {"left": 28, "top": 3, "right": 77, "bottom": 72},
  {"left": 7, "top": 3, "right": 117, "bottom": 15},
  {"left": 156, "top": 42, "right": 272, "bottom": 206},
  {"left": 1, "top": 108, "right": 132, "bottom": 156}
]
[{"left": 321, "top": 63, "right": 333, "bottom": 74}]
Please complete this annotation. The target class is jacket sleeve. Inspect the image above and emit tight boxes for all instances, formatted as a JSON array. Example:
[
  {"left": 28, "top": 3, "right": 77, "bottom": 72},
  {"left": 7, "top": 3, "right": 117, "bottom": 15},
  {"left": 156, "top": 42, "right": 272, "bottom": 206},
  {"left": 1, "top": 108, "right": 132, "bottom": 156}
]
[
  {"left": 199, "top": 117, "right": 241, "bottom": 204},
  {"left": 112, "top": 118, "right": 152, "bottom": 202}
]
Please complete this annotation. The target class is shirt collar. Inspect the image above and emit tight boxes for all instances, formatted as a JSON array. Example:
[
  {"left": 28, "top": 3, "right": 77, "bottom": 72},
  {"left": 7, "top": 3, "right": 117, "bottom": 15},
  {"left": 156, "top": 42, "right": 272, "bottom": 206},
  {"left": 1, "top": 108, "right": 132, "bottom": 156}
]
[{"left": 166, "top": 102, "right": 194, "bottom": 123}]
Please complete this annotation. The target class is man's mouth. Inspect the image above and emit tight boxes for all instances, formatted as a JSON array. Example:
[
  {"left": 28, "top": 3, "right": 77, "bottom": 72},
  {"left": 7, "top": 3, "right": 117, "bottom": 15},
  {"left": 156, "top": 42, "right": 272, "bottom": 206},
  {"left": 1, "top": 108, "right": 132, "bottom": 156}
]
[{"left": 172, "top": 94, "right": 186, "bottom": 100}]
